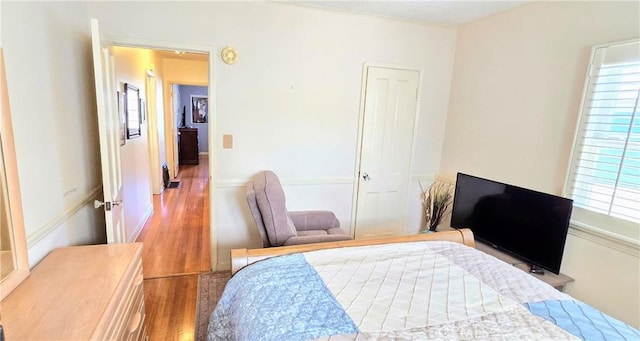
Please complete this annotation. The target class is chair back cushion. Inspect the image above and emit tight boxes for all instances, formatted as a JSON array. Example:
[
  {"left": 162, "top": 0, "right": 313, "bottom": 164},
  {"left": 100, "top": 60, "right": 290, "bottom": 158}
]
[
  {"left": 246, "top": 185, "right": 270, "bottom": 247},
  {"left": 252, "top": 171, "right": 297, "bottom": 246}
]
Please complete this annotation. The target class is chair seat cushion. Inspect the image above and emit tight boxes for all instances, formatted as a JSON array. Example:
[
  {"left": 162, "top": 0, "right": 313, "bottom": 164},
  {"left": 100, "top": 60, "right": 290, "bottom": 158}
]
[
  {"left": 326, "top": 227, "right": 349, "bottom": 235},
  {"left": 283, "top": 233, "right": 353, "bottom": 246},
  {"left": 296, "top": 228, "right": 350, "bottom": 237},
  {"left": 297, "top": 230, "right": 328, "bottom": 237}
]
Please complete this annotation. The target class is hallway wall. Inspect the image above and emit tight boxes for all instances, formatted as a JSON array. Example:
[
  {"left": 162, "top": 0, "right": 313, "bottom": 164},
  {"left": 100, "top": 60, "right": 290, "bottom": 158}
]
[{"left": 111, "top": 46, "right": 157, "bottom": 242}]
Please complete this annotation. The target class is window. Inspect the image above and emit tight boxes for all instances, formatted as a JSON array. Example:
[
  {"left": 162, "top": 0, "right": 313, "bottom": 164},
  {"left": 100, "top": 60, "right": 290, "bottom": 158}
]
[{"left": 565, "top": 40, "right": 639, "bottom": 240}]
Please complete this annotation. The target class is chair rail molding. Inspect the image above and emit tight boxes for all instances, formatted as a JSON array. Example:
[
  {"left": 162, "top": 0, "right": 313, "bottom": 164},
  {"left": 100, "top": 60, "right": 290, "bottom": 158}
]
[
  {"left": 27, "top": 186, "right": 103, "bottom": 246},
  {"left": 216, "top": 176, "right": 355, "bottom": 188}
]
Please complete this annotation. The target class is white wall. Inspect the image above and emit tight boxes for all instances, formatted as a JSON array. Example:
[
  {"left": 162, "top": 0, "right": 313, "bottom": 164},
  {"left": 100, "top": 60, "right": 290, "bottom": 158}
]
[
  {"left": 1, "top": 2, "right": 105, "bottom": 265},
  {"left": 441, "top": 1, "right": 640, "bottom": 327},
  {"left": 112, "top": 46, "right": 156, "bottom": 242},
  {"left": 87, "top": 1, "right": 457, "bottom": 270}
]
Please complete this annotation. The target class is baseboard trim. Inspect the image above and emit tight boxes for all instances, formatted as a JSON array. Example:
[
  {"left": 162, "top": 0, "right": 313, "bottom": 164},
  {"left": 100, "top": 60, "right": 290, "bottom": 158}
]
[
  {"left": 129, "top": 204, "right": 153, "bottom": 243},
  {"left": 27, "top": 186, "right": 103, "bottom": 246}
]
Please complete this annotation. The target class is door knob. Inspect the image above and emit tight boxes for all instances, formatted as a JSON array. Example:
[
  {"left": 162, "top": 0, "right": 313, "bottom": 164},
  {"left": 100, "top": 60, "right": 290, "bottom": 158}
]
[
  {"left": 93, "top": 200, "right": 104, "bottom": 209},
  {"left": 94, "top": 200, "right": 122, "bottom": 210},
  {"left": 362, "top": 172, "right": 370, "bottom": 181}
]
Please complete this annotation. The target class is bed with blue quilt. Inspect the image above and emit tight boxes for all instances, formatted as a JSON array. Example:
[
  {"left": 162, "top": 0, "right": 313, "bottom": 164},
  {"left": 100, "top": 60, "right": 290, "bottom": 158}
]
[{"left": 207, "top": 230, "right": 639, "bottom": 341}]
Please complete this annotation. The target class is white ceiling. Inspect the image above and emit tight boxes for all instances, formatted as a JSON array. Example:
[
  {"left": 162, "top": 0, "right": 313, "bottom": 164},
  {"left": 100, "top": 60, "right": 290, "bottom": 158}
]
[
  {"left": 280, "top": 0, "right": 531, "bottom": 27},
  {"left": 155, "top": 1, "right": 531, "bottom": 59},
  {"left": 156, "top": 50, "right": 208, "bottom": 61}
]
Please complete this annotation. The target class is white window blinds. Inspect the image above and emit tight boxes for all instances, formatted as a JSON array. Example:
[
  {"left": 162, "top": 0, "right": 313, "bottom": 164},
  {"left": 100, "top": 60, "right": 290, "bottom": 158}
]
[{"left": 566, "top": 40, "right": 640, "bottom": 234}]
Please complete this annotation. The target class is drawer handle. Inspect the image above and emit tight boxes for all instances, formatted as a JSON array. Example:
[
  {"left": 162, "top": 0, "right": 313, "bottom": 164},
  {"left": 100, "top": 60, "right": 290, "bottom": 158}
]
[
  {"left": 128, "top": 312, "right": 142, "bottom": 334},
  {"left": 135, "top": 273, "right": 143, "bottom": 287}
]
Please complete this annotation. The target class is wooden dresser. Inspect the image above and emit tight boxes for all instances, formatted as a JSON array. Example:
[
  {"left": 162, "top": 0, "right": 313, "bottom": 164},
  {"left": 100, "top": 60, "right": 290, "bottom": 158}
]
[
  {"left": 179, "top": 127, "right": 199, "bottom": 165},
  {"left": 0, "top": 243, "right": 147, "bottom": 340}
]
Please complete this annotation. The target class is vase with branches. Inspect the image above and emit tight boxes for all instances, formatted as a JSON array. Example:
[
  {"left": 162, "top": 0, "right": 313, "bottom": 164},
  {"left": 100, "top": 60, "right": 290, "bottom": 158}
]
[{"left": 422, "top": 181, "right": 454, "bottom": 232}]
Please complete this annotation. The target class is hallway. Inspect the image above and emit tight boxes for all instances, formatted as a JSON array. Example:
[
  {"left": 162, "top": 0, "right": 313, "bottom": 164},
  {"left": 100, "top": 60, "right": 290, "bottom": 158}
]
[{"left": 136, "top": 155, "right": 211, "bottom": 340}]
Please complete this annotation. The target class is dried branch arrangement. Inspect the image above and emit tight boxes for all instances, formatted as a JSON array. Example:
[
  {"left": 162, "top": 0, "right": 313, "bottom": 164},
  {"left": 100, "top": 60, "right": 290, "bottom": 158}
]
[{"left": 423, "top": 181, "right": 454, "bottom": 232}]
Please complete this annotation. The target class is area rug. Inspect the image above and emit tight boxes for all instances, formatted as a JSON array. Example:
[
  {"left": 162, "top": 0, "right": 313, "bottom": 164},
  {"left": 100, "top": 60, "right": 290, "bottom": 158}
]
[{"left": 195, "top": 271, "right": 231, "bottom": 341}]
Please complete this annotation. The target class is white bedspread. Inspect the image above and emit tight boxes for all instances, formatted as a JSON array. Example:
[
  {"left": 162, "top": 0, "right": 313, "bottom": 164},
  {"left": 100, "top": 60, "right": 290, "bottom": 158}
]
[{"left": 304, "top": 241, "right": 577, "bottom": 340}]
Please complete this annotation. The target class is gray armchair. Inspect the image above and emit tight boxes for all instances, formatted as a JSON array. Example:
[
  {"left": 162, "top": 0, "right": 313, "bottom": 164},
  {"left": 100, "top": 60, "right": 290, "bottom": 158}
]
[{"left": 246, "top": 171, "right": 353, "bottom": 247}]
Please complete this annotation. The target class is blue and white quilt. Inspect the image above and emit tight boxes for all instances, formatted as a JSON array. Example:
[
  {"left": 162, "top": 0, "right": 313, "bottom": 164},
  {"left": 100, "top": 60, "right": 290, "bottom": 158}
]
[{"left": 208, "top": 241, "right": 640, "bottom": 341}]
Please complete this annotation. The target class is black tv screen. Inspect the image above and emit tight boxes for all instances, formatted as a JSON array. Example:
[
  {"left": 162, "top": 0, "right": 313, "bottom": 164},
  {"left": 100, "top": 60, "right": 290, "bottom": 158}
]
[{"left": 450, "top": 173, "right": 573, "bottom": 274}]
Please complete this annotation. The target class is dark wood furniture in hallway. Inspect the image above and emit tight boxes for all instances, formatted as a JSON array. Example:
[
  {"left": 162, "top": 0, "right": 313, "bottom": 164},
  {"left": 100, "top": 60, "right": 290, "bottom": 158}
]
[
  {"left": 179, "top": 127, "right": 199, "bottom": 165},
  {"left": 136, "top": 155, "right": 210, "bottom": 340}
]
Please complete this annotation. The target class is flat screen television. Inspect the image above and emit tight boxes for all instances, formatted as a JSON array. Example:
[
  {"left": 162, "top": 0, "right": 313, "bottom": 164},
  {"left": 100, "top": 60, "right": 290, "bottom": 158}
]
[{"left": 450, "top": 173, "right": 573, "bottom": 275}]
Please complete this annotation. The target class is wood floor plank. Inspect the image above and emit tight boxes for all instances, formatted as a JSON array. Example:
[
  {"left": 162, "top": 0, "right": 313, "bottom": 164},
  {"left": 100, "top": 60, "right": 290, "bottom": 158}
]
[
  {"left": 143, "top": 275, "right": 199, "bottom": 341},
  {"left": 136, "top": 155, "right": 211, "bottom": 340}
]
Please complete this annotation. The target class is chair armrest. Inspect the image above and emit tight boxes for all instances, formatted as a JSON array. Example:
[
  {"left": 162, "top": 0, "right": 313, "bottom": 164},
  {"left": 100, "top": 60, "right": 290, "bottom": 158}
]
[{"left": 288, "top": 211, "right": 340, "bottom": 231}]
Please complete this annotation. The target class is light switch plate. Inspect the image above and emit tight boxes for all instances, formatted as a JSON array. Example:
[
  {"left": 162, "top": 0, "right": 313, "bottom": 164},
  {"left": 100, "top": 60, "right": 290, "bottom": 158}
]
[{"left": 223, "top": 134, "right": 233, "bottom": 149}]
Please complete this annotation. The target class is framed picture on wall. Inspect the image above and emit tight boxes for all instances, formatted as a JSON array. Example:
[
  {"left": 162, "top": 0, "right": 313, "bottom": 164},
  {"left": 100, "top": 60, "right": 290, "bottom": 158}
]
[
  {"left": 139, "top": 98, "right": 146, "bottom": 123},
  {"left": 191, "top": 95, "right": 208, "bottom": 123},
  {"left": 125, "top": 83, "right": 141, "bottom": 139},
  {"left": 117, "top": 90, "right": 126, "bottom": 146}
]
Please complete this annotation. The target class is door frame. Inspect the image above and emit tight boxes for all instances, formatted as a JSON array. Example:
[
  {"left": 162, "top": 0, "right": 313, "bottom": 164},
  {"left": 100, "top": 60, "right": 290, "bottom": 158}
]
[
  {"left": 98, "top": 35, "right": 218, "bottom": 269},
  {"left": 145, "top": 70, "right": 162, "bottom": 195},
  {"left": 350, "top": 62, "right": 424, "bottom": 237}
]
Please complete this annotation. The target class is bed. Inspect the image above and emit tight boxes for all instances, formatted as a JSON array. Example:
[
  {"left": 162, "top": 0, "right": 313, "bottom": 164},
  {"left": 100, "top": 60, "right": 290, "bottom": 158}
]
[{"left": 207, "top": 229, "right": 640, "bottom": 340}]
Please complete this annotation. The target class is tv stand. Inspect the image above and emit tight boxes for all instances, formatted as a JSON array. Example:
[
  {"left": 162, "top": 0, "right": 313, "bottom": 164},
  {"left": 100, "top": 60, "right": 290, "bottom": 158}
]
[{"left": 475, "top": 241, "right": 574, "bottom": 292}]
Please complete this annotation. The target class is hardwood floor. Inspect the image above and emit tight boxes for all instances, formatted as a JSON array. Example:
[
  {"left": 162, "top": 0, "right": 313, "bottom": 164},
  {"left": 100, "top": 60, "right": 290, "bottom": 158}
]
[
  {"left": 144, "top": 275, "right": 199, "bottom": 341},
  {"left": 136, "top": 155, "right": 211, "bottom": 340}
]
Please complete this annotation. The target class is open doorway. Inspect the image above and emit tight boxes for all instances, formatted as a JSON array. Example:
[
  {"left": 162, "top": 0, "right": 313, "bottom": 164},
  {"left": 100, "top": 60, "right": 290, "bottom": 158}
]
[
  {"left": 157, "top": 51, "right": 210, "bottom": 182},
  {"left": 110, "top": 47, "right": 215, "bottom": 339},
  {"left": 113, "top": 47, "right": 211, "bottom": 195},
  {"left": 108, "top": 46, "right": 211, "bottom": 270},
  {"left": 170, "top": 83, "right": 210, "bottom": 183}
]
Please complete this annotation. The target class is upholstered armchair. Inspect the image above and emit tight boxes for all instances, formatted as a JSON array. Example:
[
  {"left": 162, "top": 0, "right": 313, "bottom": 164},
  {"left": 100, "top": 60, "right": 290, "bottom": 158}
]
[{"left": 246, "top": 171, "right": 353, "bottom": 247}]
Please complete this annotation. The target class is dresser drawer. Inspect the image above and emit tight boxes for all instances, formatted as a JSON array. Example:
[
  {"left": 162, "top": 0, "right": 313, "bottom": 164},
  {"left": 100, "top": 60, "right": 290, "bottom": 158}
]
[
  {"left": 125, "top": 288, "right": 146, "bottom": 341},
  {"left": 105, "top": 257, "right": 145, "bottom": 340},
  {"left": 137, "top": 323, "right": 149, "bottom": 341}
]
